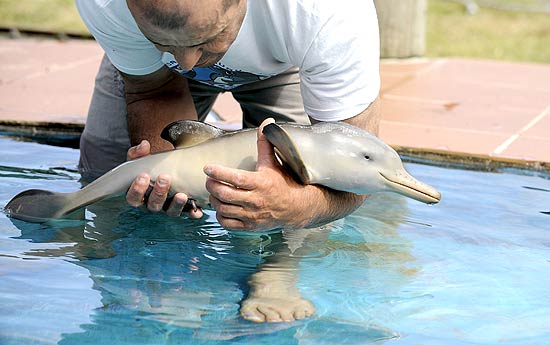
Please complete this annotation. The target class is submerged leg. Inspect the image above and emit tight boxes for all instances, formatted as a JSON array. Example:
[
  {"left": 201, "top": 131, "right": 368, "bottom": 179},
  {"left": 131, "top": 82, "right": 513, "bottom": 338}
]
[{"left": 240, "top": 227, "right": 330, "bottom": 323}]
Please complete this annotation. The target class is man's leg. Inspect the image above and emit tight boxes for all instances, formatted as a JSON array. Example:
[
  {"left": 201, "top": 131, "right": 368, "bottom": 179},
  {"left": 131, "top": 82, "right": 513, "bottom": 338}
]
[
  {"left": 187, "top": 79, "right": 222, "bottom": 122},
  {"left": 240, "top": 227, "right": 328, "bottom": 322},
  {"left": 231, "top": 67, "right": 309, "bottom": 128},
  {"left": 78, "top": 55, "right": 130, "bottom": 182},
  {"left": 229, "top": 67, "right": 319, "bottom": 322}
]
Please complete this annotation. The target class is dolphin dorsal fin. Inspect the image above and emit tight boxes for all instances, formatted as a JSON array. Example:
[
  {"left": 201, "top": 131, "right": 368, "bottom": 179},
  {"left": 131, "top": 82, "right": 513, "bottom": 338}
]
[
  {"left": 262, "top": 123, "right": 312, "bottom": 184},
  {"left": 161, "top": 120, "right": 226, "bottom": 148}
]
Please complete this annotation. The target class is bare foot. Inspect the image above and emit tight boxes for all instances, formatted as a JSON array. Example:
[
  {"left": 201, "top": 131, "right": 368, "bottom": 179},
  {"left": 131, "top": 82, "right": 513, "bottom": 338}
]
[
  {"left": 240, "top": 271, "right": 315, "bottom": 323},
  {"left": 241, "top": 295, "right": 315, "bottom": 323}
]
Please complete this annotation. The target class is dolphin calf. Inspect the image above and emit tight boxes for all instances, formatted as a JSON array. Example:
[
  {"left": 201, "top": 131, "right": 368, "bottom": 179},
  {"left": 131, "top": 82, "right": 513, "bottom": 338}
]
[{"left": 5, "top": 120, "right": 441, "bottom": 223}]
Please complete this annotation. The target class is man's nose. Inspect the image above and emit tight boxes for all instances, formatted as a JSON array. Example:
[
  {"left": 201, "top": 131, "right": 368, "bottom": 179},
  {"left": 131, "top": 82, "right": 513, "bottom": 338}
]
[{"left": 173, "top": 47, "right": 202, "bottom": 70}]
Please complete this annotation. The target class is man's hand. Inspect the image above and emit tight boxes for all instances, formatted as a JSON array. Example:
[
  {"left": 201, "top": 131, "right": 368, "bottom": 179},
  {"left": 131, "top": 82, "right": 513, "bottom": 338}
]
[
  {"left": 204, "top": 119, "right": 322, "bottom": 231},
  {"left": 125, "top": 140, "right": 203, "bottom": 218}
]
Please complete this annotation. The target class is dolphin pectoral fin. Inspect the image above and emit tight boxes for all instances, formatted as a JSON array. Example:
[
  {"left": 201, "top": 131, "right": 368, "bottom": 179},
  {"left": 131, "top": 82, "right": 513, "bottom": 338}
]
[
  {"left": 161, "top": 120, "right": 226, "bottom": 148},
  {"left": 263, "top": 123, "right": 312, "bottom": 184}
]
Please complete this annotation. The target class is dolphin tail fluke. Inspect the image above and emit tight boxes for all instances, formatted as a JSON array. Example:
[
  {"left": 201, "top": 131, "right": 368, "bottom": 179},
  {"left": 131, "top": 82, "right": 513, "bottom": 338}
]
[{"left": 5, "top": 189, "right": 80, "bottom": 222}]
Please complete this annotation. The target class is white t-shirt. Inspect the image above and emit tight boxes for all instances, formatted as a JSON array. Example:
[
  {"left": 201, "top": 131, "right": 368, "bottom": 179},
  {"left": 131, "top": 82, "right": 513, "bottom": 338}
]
[{"left": 76, "top": 0, "right": 380, "bottom": 121}]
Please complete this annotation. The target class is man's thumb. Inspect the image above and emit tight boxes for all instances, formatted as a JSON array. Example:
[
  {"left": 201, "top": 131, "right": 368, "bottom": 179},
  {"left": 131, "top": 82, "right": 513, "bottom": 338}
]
[
  {"left": 127, "top": 140, "right": 151, "bottom": 161},
  {"left": 256, "top": 118, "right": 277, "bottom": 170}
]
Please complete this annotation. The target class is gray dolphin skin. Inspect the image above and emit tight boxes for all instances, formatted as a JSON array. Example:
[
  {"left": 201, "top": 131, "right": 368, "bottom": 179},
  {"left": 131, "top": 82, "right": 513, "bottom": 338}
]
[{"left": 5, "top": 120, "right": 441, "bottom": 223}]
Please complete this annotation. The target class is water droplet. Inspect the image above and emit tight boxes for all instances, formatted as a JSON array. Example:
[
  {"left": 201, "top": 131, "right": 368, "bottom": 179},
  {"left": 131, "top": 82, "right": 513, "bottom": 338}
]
[{"left": 250, "top": 249, "right": 274, "bottom": 257}]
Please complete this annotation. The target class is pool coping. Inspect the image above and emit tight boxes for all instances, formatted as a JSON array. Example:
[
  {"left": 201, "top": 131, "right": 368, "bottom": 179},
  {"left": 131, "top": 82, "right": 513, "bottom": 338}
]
[
  {"left": 396, "top": 146, "right": 550, "bottom": 176},
  {"left": 2, "top": 119, "right": 548, "bottom": 176}
]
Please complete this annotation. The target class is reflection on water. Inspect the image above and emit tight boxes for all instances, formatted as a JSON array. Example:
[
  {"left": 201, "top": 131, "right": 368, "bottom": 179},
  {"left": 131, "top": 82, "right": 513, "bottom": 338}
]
[{"left": 0, "top": 136, "right": 549, "bottom": 345}]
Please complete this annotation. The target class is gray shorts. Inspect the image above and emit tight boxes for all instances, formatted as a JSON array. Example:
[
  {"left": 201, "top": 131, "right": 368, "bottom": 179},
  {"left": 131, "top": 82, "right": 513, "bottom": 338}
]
[{"left": 78, "top": 55, "right": 308, "bottom": 180}]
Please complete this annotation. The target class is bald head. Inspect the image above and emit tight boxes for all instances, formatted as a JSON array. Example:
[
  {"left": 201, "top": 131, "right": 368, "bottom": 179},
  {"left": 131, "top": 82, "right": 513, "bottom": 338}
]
[
  {"left": 127, "top": 0, "right": 239, "bottom": 30},
  {"left": 126, "top": 0, "right": 247, "bottom": 70}
]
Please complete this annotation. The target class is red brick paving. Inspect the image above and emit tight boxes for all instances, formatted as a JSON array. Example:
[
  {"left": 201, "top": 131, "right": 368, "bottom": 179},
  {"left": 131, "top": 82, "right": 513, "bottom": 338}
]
[
  {"left": 0, "top": 38, "right": 101, "bottom": 123},
  {"left": 379, "top": 59, "right": 550, "bottom": 162},
  {"left": 0, "top": 37, "right": 549, "bottom": 163}
]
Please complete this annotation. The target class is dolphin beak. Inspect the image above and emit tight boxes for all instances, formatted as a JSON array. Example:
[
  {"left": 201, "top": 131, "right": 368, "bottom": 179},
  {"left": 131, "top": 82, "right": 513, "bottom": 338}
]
[{"left": 379, "top": 170, "right": 441, "bottom": 204}]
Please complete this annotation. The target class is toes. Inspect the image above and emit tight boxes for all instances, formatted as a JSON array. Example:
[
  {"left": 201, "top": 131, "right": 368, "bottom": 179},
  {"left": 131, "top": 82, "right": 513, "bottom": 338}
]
[
  {"left": 258, "top": 305, "right": 283, "bottom": 322},
  {"left": 293, "top": 302, "right": 316, "bottom": 320},
  {"left": 242, "top": 312, "right": 266, "bottom": 323},
  {"left": 305, "top": 307, "right": 315, "bottom": 317},
  {"left": 294, "top": 309, "right": 306, "bottom": 320},
  {"left": 278, "top": 309, "right": 295, "bottom": 322},
  {"left": 240, "top": 304, "right": 266, "bottom": 323},
  {"left": 240, "top": 299, "right": 315, "bottom": 323}
]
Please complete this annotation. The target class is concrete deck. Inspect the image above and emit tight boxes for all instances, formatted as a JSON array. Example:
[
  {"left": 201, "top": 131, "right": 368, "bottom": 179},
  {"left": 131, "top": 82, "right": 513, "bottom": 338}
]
[{"left": 1, "top": 37, "right": 549, "bottom": 165}]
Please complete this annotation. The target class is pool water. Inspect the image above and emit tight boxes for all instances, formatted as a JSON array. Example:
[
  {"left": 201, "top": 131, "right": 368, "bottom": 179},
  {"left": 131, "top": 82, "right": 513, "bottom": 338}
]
[{"left": 0, "top": 136, "right": 549, "bottom": 345}]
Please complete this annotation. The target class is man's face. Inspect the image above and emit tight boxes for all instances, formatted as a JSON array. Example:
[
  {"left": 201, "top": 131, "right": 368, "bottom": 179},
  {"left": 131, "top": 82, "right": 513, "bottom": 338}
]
[{"left": 127, "top": 0, "right": 247, "bottom": 70}]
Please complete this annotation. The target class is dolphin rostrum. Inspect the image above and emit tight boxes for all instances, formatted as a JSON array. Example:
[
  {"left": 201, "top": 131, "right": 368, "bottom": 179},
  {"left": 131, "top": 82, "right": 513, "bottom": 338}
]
[{"left": 5, "top": 121, "right": 441, "bottom": 223}]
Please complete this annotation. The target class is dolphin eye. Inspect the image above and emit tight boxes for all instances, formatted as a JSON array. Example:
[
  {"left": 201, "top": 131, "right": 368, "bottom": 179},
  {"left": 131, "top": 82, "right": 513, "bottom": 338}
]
[{"left": 364, "top": 155, "right": 371, "bottom": 161}]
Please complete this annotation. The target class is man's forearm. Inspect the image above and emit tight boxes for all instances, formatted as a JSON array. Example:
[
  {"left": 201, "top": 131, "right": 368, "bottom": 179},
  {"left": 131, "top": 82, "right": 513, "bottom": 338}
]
[
  {"left": 127, "top": 94, "right": 195, "bottom": 152},
  {"left": 300, "top": 186, "right": 367, "bottom": 229},
  {"left": 122, "top": 68, "right": 197, "bottom": 153}
]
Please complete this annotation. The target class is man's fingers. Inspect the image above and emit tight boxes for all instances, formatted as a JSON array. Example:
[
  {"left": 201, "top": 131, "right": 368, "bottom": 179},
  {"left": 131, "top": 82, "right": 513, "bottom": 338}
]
[
  {"left": 203, "top": 118, "right": 279, "bottom": 189},
  {"left": 126, "top": 173, "right": 150, "bottom": 207},
  {"left": 165, "top": 193, "right": 188, "bottom": 217},
  {"left": 217, "top": 217, "right": 246, "bottom": 230},
  {"left": 204, "top": 165, "right": 256, "bottom": 190},
  {"left": 209, "top": 194, "right": 244, "bottom": 216},
  {"left": 127, "top": 140, "right": 151, "bottom": 161},
  {"left": 146, "top": 174, "right": 171, "bottom": 212},
  {"left": 205, "top": 176, "right": 251, "bottom": 205},
  {"left": 213, "top": 207, "right": 246, "bottom": 230},
  {"left": 209, "top": 195, "right": 258, "bottom": 230},
  {"left": 126, "top": 172, "right": 204, "bottom": 218},
  {"left": 188, "top": 207, "right": 204, "bottom": 219},
  {"left": 165, "top": 194, "right": 205, "bottom": 218}
]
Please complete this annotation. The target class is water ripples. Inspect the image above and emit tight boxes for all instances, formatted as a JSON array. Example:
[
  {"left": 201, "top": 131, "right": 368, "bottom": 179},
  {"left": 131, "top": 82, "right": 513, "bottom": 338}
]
[
  {"left": 2, "top": 137, "right": 550, "bottom": 344},
  {"left": 0, "top": 165, "right": 79, "bottom": 180}
]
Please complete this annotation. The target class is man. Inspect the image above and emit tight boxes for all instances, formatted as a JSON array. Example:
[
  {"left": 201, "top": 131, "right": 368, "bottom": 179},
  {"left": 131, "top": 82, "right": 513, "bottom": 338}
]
[
  {"left": 76, "top": 0, "right": 380, "bottom": 322},
  {"left": 76, "top": 0, "right": 380, "bottom": 232}
]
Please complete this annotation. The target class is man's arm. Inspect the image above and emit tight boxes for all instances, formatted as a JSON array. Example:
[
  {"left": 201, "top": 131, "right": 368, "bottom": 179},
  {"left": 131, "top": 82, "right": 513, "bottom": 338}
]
[
  {"left": 204, "top": 98, "right": 381, "bottom": 231},
  {"left": 122, "top": 66, "right": 197, "bottom": 151},
  {"left": 121, "top": 67, "right": 203, "bottom": 217}
]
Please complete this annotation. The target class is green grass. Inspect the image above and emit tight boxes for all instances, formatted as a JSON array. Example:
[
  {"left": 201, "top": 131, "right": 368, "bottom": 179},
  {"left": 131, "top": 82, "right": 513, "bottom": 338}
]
[
  {"left": 0, "top": 0, "right": 548, "bottom": 63},
  {"left": 426, "top": 0, "right": 550, "bottom": 63},
  {"left": 0, "top": 0, "right": 88, "bottom": 35}
]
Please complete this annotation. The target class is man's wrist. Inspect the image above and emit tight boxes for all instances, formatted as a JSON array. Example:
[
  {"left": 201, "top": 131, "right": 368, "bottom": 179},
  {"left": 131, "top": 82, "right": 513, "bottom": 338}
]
[{"left": 293, "top": 185, "right": 366, "bottom": 230}]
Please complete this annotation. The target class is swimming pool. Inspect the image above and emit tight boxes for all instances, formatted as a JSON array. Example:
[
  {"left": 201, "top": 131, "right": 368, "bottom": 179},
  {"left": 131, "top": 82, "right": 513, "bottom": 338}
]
[{"left": 1, "top": 135, "right": 549, "bottom": 344}]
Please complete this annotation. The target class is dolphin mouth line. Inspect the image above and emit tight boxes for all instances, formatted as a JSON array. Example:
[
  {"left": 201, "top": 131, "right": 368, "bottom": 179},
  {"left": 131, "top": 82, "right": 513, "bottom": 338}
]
[{"left": 379, "top": 172, "right": 441, "bottom": 204}]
